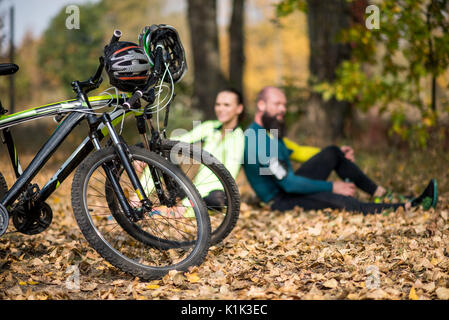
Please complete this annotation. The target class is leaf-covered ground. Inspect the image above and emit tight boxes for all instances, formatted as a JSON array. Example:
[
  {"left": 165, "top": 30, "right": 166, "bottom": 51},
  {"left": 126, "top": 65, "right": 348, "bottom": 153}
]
[{"left": 0, "top": 148, "right": 449, "bottom": 300}]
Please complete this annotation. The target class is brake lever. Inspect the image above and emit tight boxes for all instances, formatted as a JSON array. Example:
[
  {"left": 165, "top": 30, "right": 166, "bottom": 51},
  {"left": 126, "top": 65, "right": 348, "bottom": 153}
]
[
  {"left": 142, "top": 88, "right": 155, "bottom": 104},
  {"left": 90, "top": 56, "right": 104, "bottom": 84}
]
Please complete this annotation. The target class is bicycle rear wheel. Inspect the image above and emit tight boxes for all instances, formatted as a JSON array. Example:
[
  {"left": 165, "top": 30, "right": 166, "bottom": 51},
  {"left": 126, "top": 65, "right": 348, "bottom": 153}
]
[
  {"left": 71, "top": 146, "right": 211, "bottom": 280},
  {"left": 157, "top": 139, "right": 240, "bottom": 246}
]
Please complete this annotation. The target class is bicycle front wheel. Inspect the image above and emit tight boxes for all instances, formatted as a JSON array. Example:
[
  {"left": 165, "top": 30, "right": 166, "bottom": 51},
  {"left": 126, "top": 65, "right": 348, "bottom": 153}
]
[{"left": 71, "top": 146, "right": 211, "bottom": 280}]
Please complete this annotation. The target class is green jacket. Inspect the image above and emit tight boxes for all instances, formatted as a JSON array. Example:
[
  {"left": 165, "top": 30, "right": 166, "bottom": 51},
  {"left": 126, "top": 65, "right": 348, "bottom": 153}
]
[{"left": 171, "top": 120, "right": 245, "bottom": 197}]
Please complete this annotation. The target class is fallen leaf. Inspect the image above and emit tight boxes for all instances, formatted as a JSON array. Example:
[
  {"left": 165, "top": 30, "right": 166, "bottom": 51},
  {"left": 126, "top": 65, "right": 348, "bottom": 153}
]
[
  {"left": 323, "top": 279, "right": 339, "bottom": 289},
  {"left": 307, "top": 223, "right": 322, "bottom": 236},
  {"left": 366, "top": 289, "right": 387, "bottom": 299},
  {"left": 435, "top": 287, "right": 449, "bottom": 300},
  {"left": 186, "top": 273, "right": 201, "bottom": 283},
  {"left": 146, "top": 284, "right": 160, "bottom": 290},
  {"left": 422, "top": 282, "right": 435, "bottom": 292},
  {"left": 409, "top": 240, "right": 418, "bottom": 250},
  {"left": 31, "top": 258, "right": 43, "bottom": 266},
  {"left": 7, "top": 285, "right": 22, "bottom": 296},
  {"left": 409, "top": 286, "right": 419, "bottom": 300},
  {"left": 82, "top": 283, "right": 98, "bottom": 292}
]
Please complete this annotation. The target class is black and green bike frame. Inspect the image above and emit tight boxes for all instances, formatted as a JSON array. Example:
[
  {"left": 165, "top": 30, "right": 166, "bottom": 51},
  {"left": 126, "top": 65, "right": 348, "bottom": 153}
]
[{"left": 0, "top": 93, "right": 138, "bottom": 209}]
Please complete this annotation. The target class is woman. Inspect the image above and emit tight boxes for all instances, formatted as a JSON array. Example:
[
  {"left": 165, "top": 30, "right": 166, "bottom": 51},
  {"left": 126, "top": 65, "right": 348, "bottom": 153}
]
[{"left": 171, "top": 88, "right": 245, "bottom": 208}]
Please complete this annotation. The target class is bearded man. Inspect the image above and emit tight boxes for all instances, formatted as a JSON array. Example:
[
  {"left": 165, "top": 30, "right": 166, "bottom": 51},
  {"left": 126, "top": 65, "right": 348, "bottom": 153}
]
[{"left": 242, "top": 86, "right": 437, "bottom": 214}]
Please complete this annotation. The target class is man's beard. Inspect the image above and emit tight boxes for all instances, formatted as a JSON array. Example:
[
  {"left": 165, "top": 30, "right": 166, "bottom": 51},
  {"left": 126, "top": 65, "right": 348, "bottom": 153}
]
[{"left": 261, "top": 112, "right": 285, "bottom": 139}]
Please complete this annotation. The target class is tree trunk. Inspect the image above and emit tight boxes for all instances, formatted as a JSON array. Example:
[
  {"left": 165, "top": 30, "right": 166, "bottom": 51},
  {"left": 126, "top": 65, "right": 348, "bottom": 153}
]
[
  {"left": 229, "top": 0, "right": 245, "bottom": 99},
  {"left": 306, "top": 0, "right": 353, "bottom": 141},
  {"left": 187, "top": 0, "right": 227, "bottom": 120}
]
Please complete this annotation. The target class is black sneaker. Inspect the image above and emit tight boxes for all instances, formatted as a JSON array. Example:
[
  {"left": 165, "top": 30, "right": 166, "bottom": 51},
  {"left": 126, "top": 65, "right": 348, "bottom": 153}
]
[{"left": 411, "top": 179, "right": 438, "bottom": 210}]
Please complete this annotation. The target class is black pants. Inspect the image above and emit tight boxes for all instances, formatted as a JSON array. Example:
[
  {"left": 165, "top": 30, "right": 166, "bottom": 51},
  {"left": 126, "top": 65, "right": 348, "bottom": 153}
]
[
  {"left": 203, "top": 190, "right": 226, "bottom": 209},
  {"left": 271, "top": 146, "right": 404, "bottom": 215}
]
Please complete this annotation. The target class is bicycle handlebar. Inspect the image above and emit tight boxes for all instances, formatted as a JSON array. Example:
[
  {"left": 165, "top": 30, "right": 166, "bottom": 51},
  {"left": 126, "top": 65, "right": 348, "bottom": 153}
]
[
  {"left": 73, "top": 29, "right": 123, "bottom": 96},
  {"left": 109, "top": 29, "right": 122, "bottom": 46},
  {"left": 89, "top": 29, "right": 122, "bottom": 87},
  {"left": 75, "top": 56, "right": 104, "bottom": 94}
]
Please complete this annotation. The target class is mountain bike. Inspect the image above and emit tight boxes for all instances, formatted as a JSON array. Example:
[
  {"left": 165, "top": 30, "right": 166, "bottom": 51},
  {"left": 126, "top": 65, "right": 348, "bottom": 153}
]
[
  {"left": 105, "top": 106, "right": 241, "bottom": 247},
  {"left": 102, "top": 25, "right": 241, "bottom": 246},
  {"left": 76, "top": 27, "right": 239, "bottom": 248},
  {"left": 0, "top": 31, "right": 211, "bottom": 280}
]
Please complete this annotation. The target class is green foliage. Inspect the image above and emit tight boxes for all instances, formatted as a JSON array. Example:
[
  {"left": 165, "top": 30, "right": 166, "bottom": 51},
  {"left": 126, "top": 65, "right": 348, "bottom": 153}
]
[
  {"left": 275, "top": 0, "right": 307, "bottom": 17},
  {"left": 281, "top": 77, "right": 310, "bottom": 129},
  {"left": 38, "top": 1, "right": 107, "bottom": 96},
  {"left": 277, "top": 0, "right": 449, "bottom": 148},
  {"left": 323, "top": 0, "right": 449, "bottom": 147}
]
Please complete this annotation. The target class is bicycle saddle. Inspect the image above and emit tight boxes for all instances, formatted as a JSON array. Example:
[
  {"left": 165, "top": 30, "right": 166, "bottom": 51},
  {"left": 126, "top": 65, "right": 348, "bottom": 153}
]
[{"left": 0, "top": 63, "right": 19, "bottom": 76}]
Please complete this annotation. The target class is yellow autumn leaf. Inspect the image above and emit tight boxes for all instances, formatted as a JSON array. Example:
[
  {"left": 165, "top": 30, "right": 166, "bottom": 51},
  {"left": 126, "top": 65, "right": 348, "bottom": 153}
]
[
  {"left": 18, "top": 281, "right": 27, "bottom": 286},
  {"left": 146, "top": 284, "right": 160, "bottom": 290},
  {"left": 186, "top": 273, "right": 201, "bottom": 283},
  {"left": 409, "top": 286, "right": 419, "bottom": 300},
  {"left": 28, "top": 281, "right": 38, "bottom": 285},
  {"left": 347, "top": 293, "right": 358, "bottom": 300}
]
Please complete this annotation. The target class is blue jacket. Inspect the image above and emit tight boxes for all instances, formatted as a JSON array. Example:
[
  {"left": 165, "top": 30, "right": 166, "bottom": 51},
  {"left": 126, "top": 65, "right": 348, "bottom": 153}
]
[{"left": 243, "top": 122, "right": 332, "bottom": 203}]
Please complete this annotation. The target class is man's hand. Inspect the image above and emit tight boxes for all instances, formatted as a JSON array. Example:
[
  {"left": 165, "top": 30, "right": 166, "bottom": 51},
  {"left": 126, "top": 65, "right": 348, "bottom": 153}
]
[
  {"left": 332, "top": 181, "right": 356, "bottom": 197},
  {"left": 340, "top": 145, "right": 355, "bottom": 162}
]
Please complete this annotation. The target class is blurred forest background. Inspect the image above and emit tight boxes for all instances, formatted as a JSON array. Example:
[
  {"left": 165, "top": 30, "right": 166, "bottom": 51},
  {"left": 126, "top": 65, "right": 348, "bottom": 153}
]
[
  {"left": 0, "top": 0, "right": 449, "bottom": 152},
  {"left": 2, "top": 1, "right": 449, "bottom": 301}
]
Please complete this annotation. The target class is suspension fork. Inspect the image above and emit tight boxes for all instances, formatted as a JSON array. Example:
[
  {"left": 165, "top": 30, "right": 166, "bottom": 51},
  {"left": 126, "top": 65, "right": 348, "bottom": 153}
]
[
  {"left": 135, "top": 114, "right": 174, "bottom": 206},
  {"left": 90, "top": 113, "right": 154, "bottom": 221}
]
